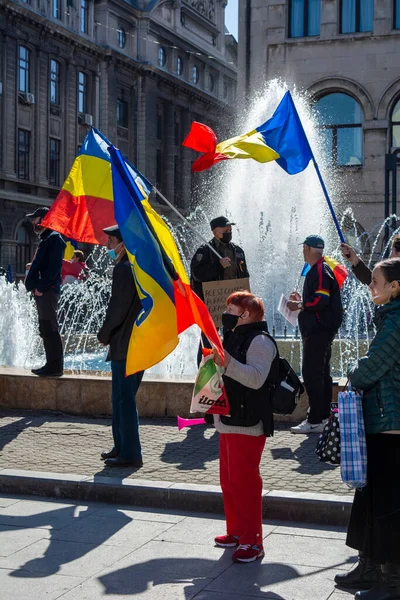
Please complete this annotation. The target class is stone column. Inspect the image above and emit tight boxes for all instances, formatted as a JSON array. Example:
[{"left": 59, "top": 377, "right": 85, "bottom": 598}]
[
  {"left": 35, "top": 48, "right": 48, "bottom": 184},
  {"left": 4, "top": 35, "right": 17, "bottom": 177},
  {"left": 163, "top": 100, "right": 175, "bottom": 202}
]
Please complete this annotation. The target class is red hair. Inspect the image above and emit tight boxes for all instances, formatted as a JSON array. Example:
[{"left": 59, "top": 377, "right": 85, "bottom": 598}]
[{"left": 226, "top": 291, "right": 264, "bottom": 321}]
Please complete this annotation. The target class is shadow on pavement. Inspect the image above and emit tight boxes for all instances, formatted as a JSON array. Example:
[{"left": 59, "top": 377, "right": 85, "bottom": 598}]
[
  {"left": 98, "top": 556, "right": 350, "bottom": 598},
  {"left": 0, "top": 414, "right": 47, "bottom": 453},
  {"left": 3, "top": 503, "right": 131, "bottom": 578},
  {"left": 270, "top": 436, "right": 337, "bottom": 475},
  {"left": 161, "top": 425, "right": 219, "bottom": 471}
]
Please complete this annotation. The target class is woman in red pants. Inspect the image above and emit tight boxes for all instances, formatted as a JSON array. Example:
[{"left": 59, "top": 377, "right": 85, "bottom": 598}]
[{"left": 212, "top": 291, "right": 278, "bottom": 563}]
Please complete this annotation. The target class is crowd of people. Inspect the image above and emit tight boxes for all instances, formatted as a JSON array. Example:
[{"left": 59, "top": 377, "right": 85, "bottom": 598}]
[{"left": 21, "top": 206, "right": 400, "bottom": 584}]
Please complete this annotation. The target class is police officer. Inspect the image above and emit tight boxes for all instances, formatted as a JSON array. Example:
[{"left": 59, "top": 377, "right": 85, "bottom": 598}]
[
  {"left": 25, "top": 207, "right": 65, "bottom": 377},
  {"left": 190, "top": 216, "right": 249, "bottom": 364}
]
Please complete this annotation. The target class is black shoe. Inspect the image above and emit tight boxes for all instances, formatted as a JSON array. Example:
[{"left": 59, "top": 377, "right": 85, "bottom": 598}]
[
  {"left": 37, "top": 370, "right": 63, "bottom": 378},
  {"left": 104, "top": 457, "right": 143, "bottom": 468},
  {"left": 101, "top": 449, "right": 118, "bottom": 460},
  {"left": 31, "top": 366, "right": 47, "bottom": 375},
  {"left": 335, "top": 553, "right": 382, "bottom": 590},
  {"left": 355, "top": 563, "right": 400, "bottom": 599}
]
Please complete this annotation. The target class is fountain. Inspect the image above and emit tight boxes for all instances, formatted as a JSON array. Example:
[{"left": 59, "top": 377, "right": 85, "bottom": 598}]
[{"left": 0, "top": 81, "right": 399, "bottom": 392}]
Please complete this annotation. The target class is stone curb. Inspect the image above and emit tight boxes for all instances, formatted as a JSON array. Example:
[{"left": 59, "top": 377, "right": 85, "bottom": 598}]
[{"left": 0, "top": 468, "right": 353, "bottom": 526}]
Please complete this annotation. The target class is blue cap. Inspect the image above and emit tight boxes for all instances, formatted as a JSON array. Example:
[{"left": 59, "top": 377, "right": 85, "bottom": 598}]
[{"left": 301, "top": 235, "right": 325, "bottom": 249}]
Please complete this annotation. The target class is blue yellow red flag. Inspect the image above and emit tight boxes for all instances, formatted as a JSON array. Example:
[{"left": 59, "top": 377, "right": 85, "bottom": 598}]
[{"left": 182, "top": 91, "right": 313, "bottom": 174}]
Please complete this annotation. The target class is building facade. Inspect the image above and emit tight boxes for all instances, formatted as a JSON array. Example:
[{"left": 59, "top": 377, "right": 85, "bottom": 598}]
[
  {"left": 238, "top": 0, "right": 400, "bottom": 236},
  {"left": 0, "top": 0, "right": 237, "bottom": 276}
]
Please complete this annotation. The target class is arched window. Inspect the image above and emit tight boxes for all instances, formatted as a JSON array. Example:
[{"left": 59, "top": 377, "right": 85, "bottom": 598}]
[
  {"left": 177, "top": 57, "right": 183, "bottom": 76},
  {"left": 314, "top": 93, "right": 364, "bottom": 166},
  {"left": 15, "top": 223, "right": 32, "bottom": 274},
  {"left": 117, "top": 27, "right": 126, "bottom": 49},
  {"left": 158, "top": 47, "right": 166, "bottom": 67},
  {"left": 391, "top": 98, "right": 400, "bottom": 148}
]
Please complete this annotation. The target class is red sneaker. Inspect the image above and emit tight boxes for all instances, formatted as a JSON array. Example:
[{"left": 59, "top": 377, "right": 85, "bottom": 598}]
[
  {"left": 214, "top": 534, "right": 239, "bottom": 548},
  {"left": 232, "top": 544, "right": 264, "bottom": 563}
]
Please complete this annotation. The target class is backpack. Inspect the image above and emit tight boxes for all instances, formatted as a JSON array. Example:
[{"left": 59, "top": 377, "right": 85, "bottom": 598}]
[{"left": 265, "top": 334, "right": 305, "bottom": 415}]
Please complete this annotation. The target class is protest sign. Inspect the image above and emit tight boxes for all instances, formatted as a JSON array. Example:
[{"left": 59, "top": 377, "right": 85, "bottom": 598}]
[{"left": 202, "top": 278, "right": 251, "bottom": 327}]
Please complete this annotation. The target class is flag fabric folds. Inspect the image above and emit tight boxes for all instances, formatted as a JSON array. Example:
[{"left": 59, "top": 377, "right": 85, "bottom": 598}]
[
  {"left": 42, "top": 128, "right": 151, "bottom": 245},
  {"left": 300, "top": 257, "right": 348, "bottom": 289},
  {"left": 64, "top": 238, "right": 78, "bottom": 261},
  {"left": 182, "top": 91, "right": 313, "bottom": 174},
  {"left": 109, "top": 145, "right": 223, "bottom": 375}
]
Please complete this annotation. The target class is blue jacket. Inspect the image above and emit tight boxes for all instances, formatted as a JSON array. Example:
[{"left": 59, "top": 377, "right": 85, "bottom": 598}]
[
  {"left": 25, "top": 229, "right": 65, "bottom": 294},
  {"left": 349, "top": 298, "right": 400, "bottom": 434}
]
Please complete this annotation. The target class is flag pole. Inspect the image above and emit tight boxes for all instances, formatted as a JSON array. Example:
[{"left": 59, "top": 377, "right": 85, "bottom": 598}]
[
  {"left": 153, "top": 186, "right": 224, "bottom": 260},
  {"left": 311, "top": 158, "right": 345, "bottom": 243}
]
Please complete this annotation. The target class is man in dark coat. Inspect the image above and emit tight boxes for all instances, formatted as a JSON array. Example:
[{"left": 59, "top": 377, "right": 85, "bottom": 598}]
[
  {"left": 25, "top": 207, "right": 65, "bottom": 377},
  {"left": 98, "top": 225, "right": 144, "bottom": 468},
  {"left": 190, "top": 216, "right": 250, "bottom": 364},
  {"left": 288, "top": 235, "right": 343, "bottom": 434},
  {"left": 190, "top": 216, "right": 249, "bottom": 301}
]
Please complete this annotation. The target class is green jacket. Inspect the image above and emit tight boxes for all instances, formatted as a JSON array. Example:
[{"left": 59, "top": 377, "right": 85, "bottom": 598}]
[{"left": 348, "top": 298, "right": 400, "bottom": 434}]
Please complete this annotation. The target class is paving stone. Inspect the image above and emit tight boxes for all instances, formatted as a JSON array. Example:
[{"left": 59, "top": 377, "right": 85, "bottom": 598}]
[
  {"left": 0, "top": 567, "right": 84, "bottom": 600},
  {"left": 0, "top": 499, "right": 98, "bottom": 530},
  {"left": 0, "top": 537, "right": 135, "bottom": 577},
  {"left": 0, "top": 410, "right": 352, "bottom": 496},
  {"left": 262, "top": 534, "right": 356, "bottom": 569},
  {"left": 51, "top": 514, "right": 174, "bottom": 546},
  {"left": 206, "top": 564, "right": 345, "bottom": 600},
  {"left": 273, "top": 523, "right": 347, "bottom": 540},
  {"left": 0, "top": 525, "right": 49, "bottom": 557},
  {"left": 92, "top": 505, "right": 186, "bottom": 524}
]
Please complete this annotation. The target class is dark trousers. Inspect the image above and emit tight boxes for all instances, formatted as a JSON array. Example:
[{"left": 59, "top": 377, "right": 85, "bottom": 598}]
[
  {"left": 302, "top": 331, "right": 334, "bottom": 424},
  {"left": 111, "top": 360, "right": 144, "bottom": 461},
  {"left": 35, "top": 291, "right": 63, "bottom": 370}
]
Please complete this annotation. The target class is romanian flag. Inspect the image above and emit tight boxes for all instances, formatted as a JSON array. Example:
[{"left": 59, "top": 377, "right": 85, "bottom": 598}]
[
  {"left": 301, "top": 257, "right": 348, "bottom": 289},
  {"left": 324, "top": 256, "right": 348, "bottom": 289},
  {"left": 41, "top": 129, "right": 127, "bottom": 245},
  {"left": 108, "top": 145, "right": 224, "bottom": 379},
  {"left": 183, "top": 91, "right": 313, "bottom": 174}
]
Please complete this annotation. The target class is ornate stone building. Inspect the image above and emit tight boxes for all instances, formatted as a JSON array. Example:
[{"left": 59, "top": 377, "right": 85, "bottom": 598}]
[
  {"left": 238, "top": 0, "right": 400, "bottom": 237},
  {"left": 0, "top": 0, "right": 237, "bottom": 275}
]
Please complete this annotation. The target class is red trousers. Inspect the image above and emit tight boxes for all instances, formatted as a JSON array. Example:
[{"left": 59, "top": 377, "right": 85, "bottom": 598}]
[{"left": 219, "top": 432, "right": 266, "bottom": 546}]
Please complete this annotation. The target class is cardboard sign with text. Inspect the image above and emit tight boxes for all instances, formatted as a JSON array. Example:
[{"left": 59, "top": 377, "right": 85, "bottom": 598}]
[{"left": 202, "top": 278, "right": 251, "bottom": 327}]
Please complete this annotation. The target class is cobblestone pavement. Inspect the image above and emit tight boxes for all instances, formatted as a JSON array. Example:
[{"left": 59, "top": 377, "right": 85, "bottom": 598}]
[{"left": 0, "top": 410, "right": 351, "bottom": 495}]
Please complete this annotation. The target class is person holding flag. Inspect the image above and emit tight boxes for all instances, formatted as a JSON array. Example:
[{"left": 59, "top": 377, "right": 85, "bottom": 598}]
[
  {"left": 287, "top": 235, "right": 344, "bottom": 434},
  {"left": 98, "top": 225, "right": 144, "bottom": 468}
]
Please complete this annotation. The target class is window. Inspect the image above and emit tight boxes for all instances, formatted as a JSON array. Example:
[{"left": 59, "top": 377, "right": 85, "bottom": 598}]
[
  {"left": 16, "top": 225, "right": 31, "bottom": 274},
  {"left": 209, "top": 73, "right": 214, "bottom": 92},
  {"left": 192, "top": 66, "right": 199, "bottom": 84},
  {"left": 80, "top": 0, "right": 88, "bottom": 33},
  {"left": 395, "top": 0, "right": 400, "bottom": 29},
  {"left": 314, "top": 93, "right": 364, "bottom": 166},
  {"left": 392, "top": 99, "right": 400, "bottom": 148},
  {"left": 78, "top": 72, "right": 87, "bottom": 113},
  {"left": 18, "top": 46, "right": 30, "bottom": 93},
  {"left": 52, "top": 0, "right": 61, "bottom": 19},
  {"left": 341, "top": 0, "right": 373, "bottom": 33},
  {"left": 158, "top": 47, "right": 166, "bottom": 67},
  {"left": 17, "top": 130, "right": 30, "bottom": 180},
  {"left": 117, "top": 27, "right": 126, "bottom": 48},
  {"left": 117, "top": 99, "right": 128, "bottom": 128},
  {"left": 50, "top": 60, "right": 60, "bottom": 105},
  {"left": 177, "top": 57, "right": 183, "bottom": 76},
  {"left": 289, "top": 0, "right": 320, "bottom": 37},
  {"left": 49, "top": 138, "right": 61, "bottom": 186}
]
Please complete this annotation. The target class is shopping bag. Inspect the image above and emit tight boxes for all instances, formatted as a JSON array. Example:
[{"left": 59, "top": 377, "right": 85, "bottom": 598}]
[
  {"left": 191, "top": 351, "right": 230, "bottom": 416},
  {"left": 315, "top": 403, "right": 340, "bottom": 465},
  {"left": 338, "top": 386, "right": 367, "bottom": 489}
]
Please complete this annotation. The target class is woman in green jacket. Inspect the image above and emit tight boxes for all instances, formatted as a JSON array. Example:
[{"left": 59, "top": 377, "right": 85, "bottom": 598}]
[{"left": 334, "top": 258, "right": 400, "bottom": 600}]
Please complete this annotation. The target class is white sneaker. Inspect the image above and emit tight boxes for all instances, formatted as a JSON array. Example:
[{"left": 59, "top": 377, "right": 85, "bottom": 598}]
[{"left": 290, "top": 419, "right": 325, "bottom": 434}]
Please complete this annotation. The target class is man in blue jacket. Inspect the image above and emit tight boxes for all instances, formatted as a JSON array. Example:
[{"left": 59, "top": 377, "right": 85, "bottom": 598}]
[
  {"left": 288, "top": 235, "right": 343, "bottom": 434},
  {"left": 25, "top": 207, "right": 65, "bottom": 377}
]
